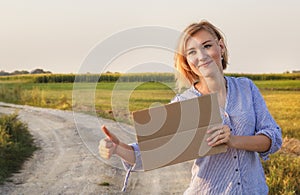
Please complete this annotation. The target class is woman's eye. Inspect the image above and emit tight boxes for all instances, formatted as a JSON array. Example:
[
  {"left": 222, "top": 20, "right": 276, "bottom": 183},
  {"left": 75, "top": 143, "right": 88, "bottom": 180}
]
[
  {"left": 203, "top": 44, "right": 212, "bottom": 49},
  {"left": 187, "top": 50, "right": 196, "bottom": 56}
]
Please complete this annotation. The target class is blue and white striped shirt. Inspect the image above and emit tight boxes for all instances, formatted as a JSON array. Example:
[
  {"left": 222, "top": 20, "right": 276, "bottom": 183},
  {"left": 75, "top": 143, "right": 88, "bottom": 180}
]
[{"left": 123, "top": 76, "right": 282, "bottom": 194}]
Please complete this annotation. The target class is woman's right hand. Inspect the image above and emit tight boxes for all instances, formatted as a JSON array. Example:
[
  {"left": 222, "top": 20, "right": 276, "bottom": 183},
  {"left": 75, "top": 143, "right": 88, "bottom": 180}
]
[{"left": 99, "top": 125, "right": 120, "bottom": 159}]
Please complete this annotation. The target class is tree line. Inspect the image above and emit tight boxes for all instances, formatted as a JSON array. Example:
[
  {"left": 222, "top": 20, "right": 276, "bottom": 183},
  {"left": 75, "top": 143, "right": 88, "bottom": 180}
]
[
  {"left": 35, "top": 73, "right": 175, "bottom": 83},
  {"left": 0, "top": 72, "right": 299, "bottom": 83},
  {"left": 0, "top": 69, "right": 51, "bottom": 76}
]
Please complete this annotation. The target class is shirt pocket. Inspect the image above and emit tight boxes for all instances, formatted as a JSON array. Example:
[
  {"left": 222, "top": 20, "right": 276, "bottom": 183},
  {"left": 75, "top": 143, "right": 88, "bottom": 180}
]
[{"left": 229, "top": 110, "right": 256, "bottom": 136}]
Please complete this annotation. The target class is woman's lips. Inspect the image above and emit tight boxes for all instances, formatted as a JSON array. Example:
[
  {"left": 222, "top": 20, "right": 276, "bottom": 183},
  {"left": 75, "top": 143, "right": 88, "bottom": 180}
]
[{"left": 197, "top": 60, "right": 212, "bottom": 68}]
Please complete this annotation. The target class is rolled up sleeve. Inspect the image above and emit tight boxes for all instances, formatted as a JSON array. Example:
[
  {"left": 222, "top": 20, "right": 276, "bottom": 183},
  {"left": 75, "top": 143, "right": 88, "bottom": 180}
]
[
  {"left": 121, "top": 143, "right": 143, "bottom": 171},
  {"left": 256, "top": 126, "right": 282, "bottom": 160},
  {"left": 250, "top": 80, "right": 282, "bottom": 160}
]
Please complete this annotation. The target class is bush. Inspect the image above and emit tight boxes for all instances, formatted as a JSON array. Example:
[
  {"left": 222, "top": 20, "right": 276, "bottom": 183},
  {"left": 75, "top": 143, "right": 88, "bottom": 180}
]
[{"left": 0, "top": 113, "right": 38, "bottom": 184}]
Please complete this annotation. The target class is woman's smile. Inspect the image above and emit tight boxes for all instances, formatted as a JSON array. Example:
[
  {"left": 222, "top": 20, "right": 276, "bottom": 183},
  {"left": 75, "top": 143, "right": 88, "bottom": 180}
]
[{"left": 197, "top": 60, "right": 213, "bottom": 68}]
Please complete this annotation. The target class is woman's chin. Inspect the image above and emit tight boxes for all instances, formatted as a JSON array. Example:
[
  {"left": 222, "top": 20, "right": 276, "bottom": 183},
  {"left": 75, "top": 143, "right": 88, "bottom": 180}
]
[
  {"left": 198, "top": 64, "right": 223, "bottom": 77},
  {"left": 198, "top": 67, "right": 217, "bottom": 77}
]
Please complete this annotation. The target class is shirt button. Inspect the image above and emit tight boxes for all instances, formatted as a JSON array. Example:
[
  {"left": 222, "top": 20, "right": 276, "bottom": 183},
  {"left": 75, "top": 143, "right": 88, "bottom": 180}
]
[{"left": 224, "top": 112, "right": 229, "bottom": 117}]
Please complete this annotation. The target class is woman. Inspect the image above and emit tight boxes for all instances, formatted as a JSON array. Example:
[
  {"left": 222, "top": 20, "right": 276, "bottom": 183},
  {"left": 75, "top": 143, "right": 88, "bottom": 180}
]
[{"left": 99, "top": 20, "right": 282, "bottom": 194}]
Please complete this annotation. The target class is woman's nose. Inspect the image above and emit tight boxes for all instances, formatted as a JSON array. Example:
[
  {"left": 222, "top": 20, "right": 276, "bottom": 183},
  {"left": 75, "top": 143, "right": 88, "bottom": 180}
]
[{"left": 197, "top": 49, "right": 208, "bottom": 61}]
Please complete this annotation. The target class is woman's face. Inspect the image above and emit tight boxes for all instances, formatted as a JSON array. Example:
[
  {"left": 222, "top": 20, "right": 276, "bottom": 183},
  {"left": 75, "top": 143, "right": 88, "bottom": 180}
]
[{"left": 185, "top": 30, "right": 224, "bottom": 78}]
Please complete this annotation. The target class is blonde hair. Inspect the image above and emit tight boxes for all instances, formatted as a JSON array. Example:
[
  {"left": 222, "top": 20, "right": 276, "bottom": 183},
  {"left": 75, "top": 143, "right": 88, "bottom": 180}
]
[{"left": 174, "top": 20, "right": 228, "bottom": 90}]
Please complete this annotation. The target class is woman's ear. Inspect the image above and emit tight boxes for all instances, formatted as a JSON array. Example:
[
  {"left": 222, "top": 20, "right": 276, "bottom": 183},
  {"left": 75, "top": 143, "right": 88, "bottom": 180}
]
[{"left": 218, "top": 39, "right": 225, "bottom": 54}]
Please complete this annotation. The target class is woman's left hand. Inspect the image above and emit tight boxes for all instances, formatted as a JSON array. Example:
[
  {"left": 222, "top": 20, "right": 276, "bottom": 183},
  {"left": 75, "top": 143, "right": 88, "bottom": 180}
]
[{"left": 206, "top": 125, "right": 231, "bottom": 147}]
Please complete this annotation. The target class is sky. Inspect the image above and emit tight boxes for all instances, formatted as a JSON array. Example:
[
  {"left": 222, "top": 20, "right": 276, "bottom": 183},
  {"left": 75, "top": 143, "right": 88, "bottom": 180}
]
[{"left": 1, "top": 0, "right": 300, "bottom": 74}]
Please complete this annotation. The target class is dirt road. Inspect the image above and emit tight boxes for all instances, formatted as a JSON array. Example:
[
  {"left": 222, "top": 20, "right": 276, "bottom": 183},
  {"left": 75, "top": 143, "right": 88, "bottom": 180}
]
[{"left": 0, "top": 103, "right": 192, "bottom": 195}]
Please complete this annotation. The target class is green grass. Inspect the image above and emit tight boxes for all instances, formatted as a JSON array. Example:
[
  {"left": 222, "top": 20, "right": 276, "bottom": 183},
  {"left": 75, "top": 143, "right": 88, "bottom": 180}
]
[
  {"left": 0, "top": 113, "right": 38, "bottom": 184},
  {"left": 254, "top": 80, "right": 300, "bottom": 90},
  {"left": 1, "top": 82, "right": 74, "bottom": 91}
]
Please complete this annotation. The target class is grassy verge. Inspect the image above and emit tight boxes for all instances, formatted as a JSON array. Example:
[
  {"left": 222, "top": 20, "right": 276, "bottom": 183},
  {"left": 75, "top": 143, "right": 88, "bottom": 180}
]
[{"left": 0, "top": 113, "right": 38, "bottom": 184}]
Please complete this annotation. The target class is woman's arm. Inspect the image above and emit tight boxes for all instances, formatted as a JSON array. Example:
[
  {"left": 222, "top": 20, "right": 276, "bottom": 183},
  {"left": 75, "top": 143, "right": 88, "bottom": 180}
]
[
  {"left": 115, "top": 142, "right": 136, "bottom": 165},
  {"left": 228, "top": 134, "right": 271, "bottom": 152},
  {"left": 207, "top": 125, "right": 271, "bottom": 153}
]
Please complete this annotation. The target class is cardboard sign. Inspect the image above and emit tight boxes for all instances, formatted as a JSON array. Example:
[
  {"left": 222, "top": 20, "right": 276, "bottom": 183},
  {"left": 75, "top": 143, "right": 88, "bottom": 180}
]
[{"left": 132, "top": 93, "right": 227, "bottom": 171}]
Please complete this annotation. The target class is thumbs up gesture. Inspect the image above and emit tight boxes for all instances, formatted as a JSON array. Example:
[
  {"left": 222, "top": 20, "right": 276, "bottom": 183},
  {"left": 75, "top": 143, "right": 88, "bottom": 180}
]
[
  {"left": 98, "top": 125, "right": 136, "bottom": 165},
  {"left": 99, "top": 125, "right": 120, "bottom": 159}
]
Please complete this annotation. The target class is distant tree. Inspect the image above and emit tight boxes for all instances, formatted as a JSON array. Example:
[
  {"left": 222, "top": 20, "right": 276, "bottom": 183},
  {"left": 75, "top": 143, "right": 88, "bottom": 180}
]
[
  {"left": 20, "top": 70, "right": 30, "bottom": 74},
  {"left": 11, "top": 70, "right": 29, "bottom": 75},
  {"left": 0, "top": 70, "right": 9, "bottom": 76},
  {"left": 30, "top": 68, "right": 52, "bottom": 74},
  {"left": 30, "top": 69, "right": 44, "bottom": 74}
]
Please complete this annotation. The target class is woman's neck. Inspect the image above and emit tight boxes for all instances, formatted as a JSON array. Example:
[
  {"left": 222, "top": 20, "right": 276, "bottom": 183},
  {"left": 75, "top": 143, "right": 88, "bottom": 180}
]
[
  {"left": 195, "top": 75, "right": 226, "bottom": 94},
  {"left": 194, "top": 75, "right": 227, "bottom": 109}
]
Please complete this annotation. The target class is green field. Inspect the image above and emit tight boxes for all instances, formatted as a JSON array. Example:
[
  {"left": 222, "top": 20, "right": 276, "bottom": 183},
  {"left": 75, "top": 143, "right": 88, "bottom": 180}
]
[
  {"left": 0, "top": 80, "right": 300, "bottom": 139},
  {"left": 254, "top": 80, "right": 300, "bottom": 90},
  {"left": 0, "top": 75, "right": 300, "bottom": 194}
]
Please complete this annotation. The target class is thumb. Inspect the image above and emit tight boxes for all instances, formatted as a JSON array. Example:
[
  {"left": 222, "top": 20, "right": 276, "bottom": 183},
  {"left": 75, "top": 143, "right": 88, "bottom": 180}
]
[{"left": 101, "top": 125, "right": 120, "bottom": 145}]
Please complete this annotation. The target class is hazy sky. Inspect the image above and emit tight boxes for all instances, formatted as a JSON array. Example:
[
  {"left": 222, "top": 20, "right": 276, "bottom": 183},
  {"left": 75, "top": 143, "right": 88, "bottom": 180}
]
[{"left": 1, "top": 0, "right": 300, "bottom": 74}]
